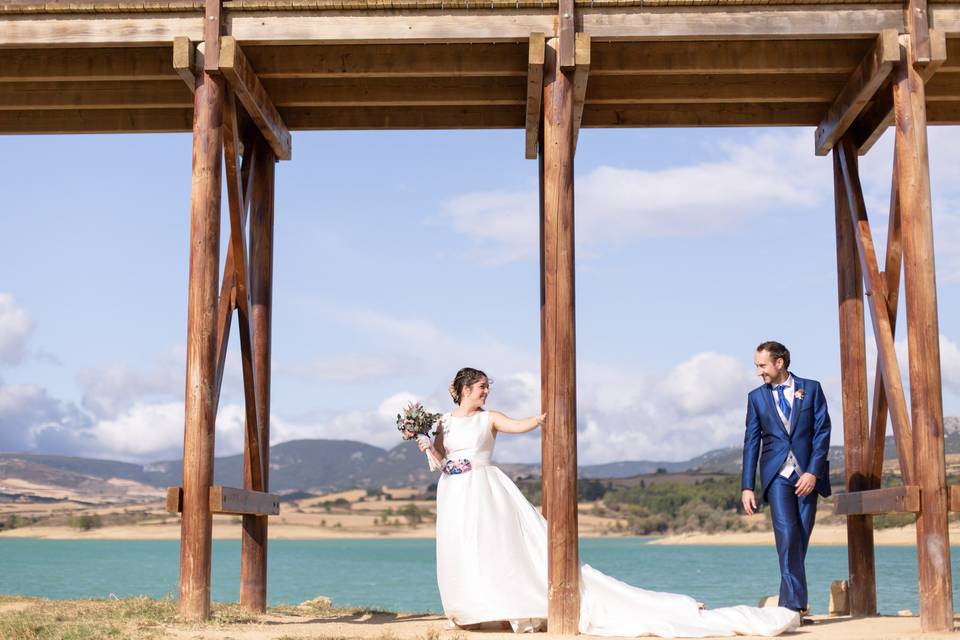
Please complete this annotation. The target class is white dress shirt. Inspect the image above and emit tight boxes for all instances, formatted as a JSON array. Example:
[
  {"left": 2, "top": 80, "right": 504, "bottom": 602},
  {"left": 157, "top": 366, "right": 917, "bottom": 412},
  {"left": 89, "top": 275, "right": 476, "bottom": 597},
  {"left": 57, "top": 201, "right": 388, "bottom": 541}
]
[{"left": 770, "top": 375, "right": 802, "bottom": 479}]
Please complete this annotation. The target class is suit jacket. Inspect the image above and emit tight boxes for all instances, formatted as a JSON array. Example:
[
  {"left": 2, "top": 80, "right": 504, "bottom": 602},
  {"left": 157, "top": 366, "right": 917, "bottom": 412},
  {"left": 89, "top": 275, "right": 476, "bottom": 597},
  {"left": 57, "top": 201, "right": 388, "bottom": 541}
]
[{"left": 741, "top": 374, "right": 832, "bottom": 500}]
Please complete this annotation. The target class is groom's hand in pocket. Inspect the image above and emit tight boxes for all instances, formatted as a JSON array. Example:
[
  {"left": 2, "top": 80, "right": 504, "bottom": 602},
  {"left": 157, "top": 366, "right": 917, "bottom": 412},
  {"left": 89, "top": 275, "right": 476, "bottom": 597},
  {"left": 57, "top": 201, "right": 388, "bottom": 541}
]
[{"left": 741, "top": 490, "right": 757, "bottom": 515}]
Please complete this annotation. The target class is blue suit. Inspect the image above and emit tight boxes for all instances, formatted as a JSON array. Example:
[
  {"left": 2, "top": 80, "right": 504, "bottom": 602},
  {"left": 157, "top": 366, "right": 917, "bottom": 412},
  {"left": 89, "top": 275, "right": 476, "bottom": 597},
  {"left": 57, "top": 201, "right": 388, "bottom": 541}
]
[{"left": 741, "top": 374, "right": 832, "bottom": 610}]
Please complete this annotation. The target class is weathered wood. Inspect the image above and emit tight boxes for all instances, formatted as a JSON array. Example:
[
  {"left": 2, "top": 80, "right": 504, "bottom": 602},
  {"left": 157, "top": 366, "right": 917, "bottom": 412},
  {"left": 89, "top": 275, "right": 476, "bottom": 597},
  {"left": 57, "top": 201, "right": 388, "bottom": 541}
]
[
  {"left": 833, "top": 143, "right": 876, "bottom": 617},
  {"left": 210, "top": 486, "right": 279, "bottom": 516},
  {"left": 572, "top": 32, "right": 590, "bottom": 154},
  {"left": 240, "top": 136, "right": 276, "bottom": 613},
  {"left": 850, "top": 29, "right": 947, "bottom": 154},
  {"left": 203, "top": 0, "right": 221, "bottom": 73},
  {"left": 582, "top": 102, "right": 826, "bottom": 127},
  {"left": 173, "top": 37, "right": 197, "bottom": 92},
  {"left": 558, "top": 0, "right": 574, "bottom": 70},
  {"left": 950, "top": 485, "right": 960, "bottom": 512},
  {"left": 894, "top": 32, "right": 954, "bottom": 633},
  {"left": 0, "top": 80, "right": 192, "bottom": 110},
  {"left": 836, "top": 137, "right": 915, "bottom": 485},
  {"left": 815, "top": 30, "right": 899, "bottom": 156},
  {"left": 166, "top": 486, "right": 280, "bottom": 516},
  {"left": 866, "top": 162, "right": 902, "bottom": 487},
  {"left": 541, "top": 36, "right": 578, "bottom": 636},
  {"left": 179, "top": 66, "right": 224, "bottom": 623},
  {"left": 524, "top": 32, "right": 545, "bottom": 159},
  {"left": 834, "top": 486, "right": 921, "bottom": 516},
  {"left": 908, "top": 0, "right": 932, "bottom": 63},
  {"left": 586, "top": 73, "right": 845, "bottom": 104},
  {"left": 219, "top": 36, "right": 292, "bottom": 160},
  {"left": 0, "top": 46, "right": 174, "bottom": 81},
  {"left": 223, "top": 91, "right": 265, "bottom": 493}
]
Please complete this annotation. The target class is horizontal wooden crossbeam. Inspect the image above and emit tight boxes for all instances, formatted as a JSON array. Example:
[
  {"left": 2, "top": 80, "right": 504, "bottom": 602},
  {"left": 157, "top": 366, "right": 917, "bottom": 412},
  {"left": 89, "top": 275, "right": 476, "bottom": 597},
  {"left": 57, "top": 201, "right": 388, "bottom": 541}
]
[
  {"left": 219, "top": 36, "right": 292, "bottom": 160},
  {"left": 834, "top": 486, "right": 920, "bottom": 516},
  {"left": 815, "top": 30, "right": 899, "bottom": 156},
  {"left": 166, "top": 486, "right": 280, "bottom": 516}
]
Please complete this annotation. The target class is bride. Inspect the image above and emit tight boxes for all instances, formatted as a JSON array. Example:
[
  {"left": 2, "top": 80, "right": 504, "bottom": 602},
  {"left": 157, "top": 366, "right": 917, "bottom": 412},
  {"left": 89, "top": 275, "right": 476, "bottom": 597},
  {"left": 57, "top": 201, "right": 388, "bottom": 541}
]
[{"left": 416, "top": 367, "right": 800, "bottom": 638}]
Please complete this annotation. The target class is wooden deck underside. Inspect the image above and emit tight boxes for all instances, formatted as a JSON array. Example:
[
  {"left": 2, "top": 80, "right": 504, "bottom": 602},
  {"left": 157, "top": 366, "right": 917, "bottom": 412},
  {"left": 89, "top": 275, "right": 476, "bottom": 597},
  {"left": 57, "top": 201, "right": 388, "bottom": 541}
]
[{"left": 1, "top": 5, "right": 959, "bottom": 133}]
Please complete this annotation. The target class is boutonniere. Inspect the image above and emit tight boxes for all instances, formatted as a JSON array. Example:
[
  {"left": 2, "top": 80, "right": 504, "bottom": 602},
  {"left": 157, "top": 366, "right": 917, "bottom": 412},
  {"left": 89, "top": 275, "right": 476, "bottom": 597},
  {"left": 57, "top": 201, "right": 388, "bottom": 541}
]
[{"left": 795, "top": 389, "right": 805, "bottom": 400}]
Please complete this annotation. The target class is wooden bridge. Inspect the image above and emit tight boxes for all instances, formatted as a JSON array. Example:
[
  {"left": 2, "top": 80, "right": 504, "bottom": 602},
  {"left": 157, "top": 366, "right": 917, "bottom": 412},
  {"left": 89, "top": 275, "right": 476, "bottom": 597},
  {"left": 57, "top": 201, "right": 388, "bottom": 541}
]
[{"left": 2, "top": 0, "right": 958, "bottom": 633}]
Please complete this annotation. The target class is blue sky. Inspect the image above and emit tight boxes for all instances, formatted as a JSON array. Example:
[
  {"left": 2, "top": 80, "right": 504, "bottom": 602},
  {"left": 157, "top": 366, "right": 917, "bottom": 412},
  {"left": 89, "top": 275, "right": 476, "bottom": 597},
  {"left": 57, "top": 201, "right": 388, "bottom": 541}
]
[{"left": 1, "top": 125, "right": 959, "bottom": 466}]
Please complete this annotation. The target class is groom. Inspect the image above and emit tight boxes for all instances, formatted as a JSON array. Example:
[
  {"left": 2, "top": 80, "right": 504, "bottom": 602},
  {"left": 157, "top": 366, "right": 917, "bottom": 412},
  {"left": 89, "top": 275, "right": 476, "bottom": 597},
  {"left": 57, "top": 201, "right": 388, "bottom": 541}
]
[{"left": 741, "top": 341, "right": 831, "bottom": 617}]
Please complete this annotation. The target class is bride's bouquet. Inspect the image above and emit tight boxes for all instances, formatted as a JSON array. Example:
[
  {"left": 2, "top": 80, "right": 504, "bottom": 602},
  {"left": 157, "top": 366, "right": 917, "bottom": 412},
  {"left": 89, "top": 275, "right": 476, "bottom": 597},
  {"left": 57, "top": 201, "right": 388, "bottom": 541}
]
[{"left": 397, "top": 401, "right": 444, "bottom": 471}]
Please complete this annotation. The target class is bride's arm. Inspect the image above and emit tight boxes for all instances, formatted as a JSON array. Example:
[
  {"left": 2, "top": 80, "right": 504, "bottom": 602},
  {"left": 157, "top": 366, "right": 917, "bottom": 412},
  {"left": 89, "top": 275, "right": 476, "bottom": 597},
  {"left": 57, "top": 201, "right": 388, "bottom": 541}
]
[{"left": 489, "top": 410, "right": 547, "bottom": 434}]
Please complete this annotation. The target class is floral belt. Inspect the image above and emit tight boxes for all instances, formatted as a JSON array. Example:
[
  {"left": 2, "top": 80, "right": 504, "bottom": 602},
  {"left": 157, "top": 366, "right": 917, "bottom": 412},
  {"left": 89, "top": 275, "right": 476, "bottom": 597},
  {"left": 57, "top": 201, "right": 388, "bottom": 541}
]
[{"left": 441, "top": 458, "right": 473, "bottom": 475}]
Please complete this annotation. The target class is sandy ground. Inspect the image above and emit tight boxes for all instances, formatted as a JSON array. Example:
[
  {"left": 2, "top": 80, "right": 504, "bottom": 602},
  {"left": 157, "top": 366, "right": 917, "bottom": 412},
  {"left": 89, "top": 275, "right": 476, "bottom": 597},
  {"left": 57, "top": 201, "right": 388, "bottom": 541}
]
[{"left": 130, "top": 612, "right": 960, "bottom": 640}]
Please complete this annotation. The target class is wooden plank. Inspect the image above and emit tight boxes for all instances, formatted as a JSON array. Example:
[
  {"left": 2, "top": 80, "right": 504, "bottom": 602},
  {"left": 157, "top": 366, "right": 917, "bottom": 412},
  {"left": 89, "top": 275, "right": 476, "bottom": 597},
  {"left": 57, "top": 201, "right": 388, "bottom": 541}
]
[
  {"left": 166, "top": 486, "right": 183, "bottom": 513},
  {"left": 586, "top": 73, "right": 846, "bottom": 104},
  {"left": 524, "top": 32, "right": 545, "bottom": 160},
  {"left": 0, "top": 108, "right": 194, "bottom": 133},
  {"left": 590, "top": 39, "right": 872, "bottom": 76},
  {"left": 582, "top": 102, "right": 826, "bottom": 127},
  {"left": 241, "top": 136, "right": 276, "bottom": 613},
  {"left": 950, "top": 485, "right": 960, "bottom": 512},
  {"left": 280, "top": 105, "right": 526, "bottom": 129},
  {"left": 909, "top": 0, "right": 932, "bottom": 64},
  {"left": 851, "top": 29, "right": 947, "bottom": 154},
  {"left": 834, "top": 486, "right": 921, "bottom": 516},
  {"left": 0, "top": 10, "right": 907, "bottom": 47},
  {"left": 837, "top": 137, "right": 915, "bottom": 485},
  {"left": 173, "top": 36, "right": 197, "bottom": 93},
  {"left": 815, "top": 30, "right": 899, "bottom": 156},
  {"left": 209, "top": 486, "right": 279, "bottom": 516},
  {"left": 945, "top": 38, "right": 960, "bottom": 72},
  {"left": 263, "top": 76, "right": 527, "bottom": 107},
  {"left": 223, "top": 91, "right": 265, "bottom": 493},
  {"left": 166, "top": 485, "right": 281, "bottom": 516},
  {"left": 179, "top": 67, "right": 224, "bottom": 623},
  {"left": 572, "top": 32, "right": 590, "bottom": 154},
  {"left": 0, "top": 80, "right": 192, "bottom": 110},
  {"left": 541, "top": 36, "right": 579, "bottom": 636},
  {"left": 0, "top": 46, "right": 174, "bottom": 82},
  {"left": 219, "top": 36, "right": 292, "bottom": 160},
  {"left": 866, "top": 163, "right": 902, "bottom": 487},
  {"left": 558, "top": 0, "right": 574, "bottom": 70},
  {"left": 833, "top": 141, "right": 876, "bottom": 617},
  {"left": 203, "top": 0, "right": 221, "bottom": 73},
  {"left": 895, "top": 32, "right": 954, "bottom": 633},
  {"left": 926, "top": 72, "right": 960, "bottom": 99}
]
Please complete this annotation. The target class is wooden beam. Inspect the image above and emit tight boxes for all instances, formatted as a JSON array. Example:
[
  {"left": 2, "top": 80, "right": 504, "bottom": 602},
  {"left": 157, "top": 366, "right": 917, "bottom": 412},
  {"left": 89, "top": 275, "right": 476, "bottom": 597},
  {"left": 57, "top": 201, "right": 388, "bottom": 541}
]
[
  {"left": 179, "top": 65, "right": 224, "bottom": 623},
  {"left": 866, "top": 162, "right": 903, "bottom": 487},
  {"left": 0, "top": 46, "right": 175, "bottom": 82},
  {"left": 950, "top": 485, "right": 960, "bottom": 512},
  {"left": 203, "top": 0, "right": 222, "bottom": 73},
  {"left": 219, "top": 36, "right": 292, "bottom": 161},
  {"left": 210, "top": 486, "right": 279, "bottom": 516},
  {"left": 524, "top": 32, "right": 545, "bottom": 160},
  {"left": 926, "top": 72, "right": 960, "bottom": 99},
  {"left": 586, "top": 73, "right": 846, "bottom": 104},
  {"left": 815, "top": 30, "right": 899, "bottom": 156},
  {"left": 833, "top": 141, "right": 876, "bottom": 617},
  {"left": 582, "top": 102, "right": 826, "bottom": 127},
  {"left": 223, "top": 91, "right": 266, "bottom": 493},
  {"left": 895, "top": 32, "right": 954, "bottom": 633},
  {"left": 241, "top": 136, "right": 276, "bottom": 613},
  {"left": 0, "top": 80, "right": 192, "bottom": 110},
  {"left": 834, "top": 486, "right": 921, "bottom": 516},
  {"left": 851, "top": 29, "right": 947, "bottom": 154},
  {"left": 558, "top": 0, "right": 575, "bottom": 70},
  {"left": 572, "top": 32, "right": 590, "bottom": 154},
  {"left": 173, "top": 37, "right": 197, "bottom": 93},
  {"left": 165, "top": 486, "right": 280, "bottom": 516},
  {"left": 908, "top": 0, "right": 932, "bottom": 64},
  {"left": 837, "top": 137, "right": 915, "bottom": 485},
  {"left": 541, "top": 36, "right": 579, "bottom": 636},
  {"left": 265, "top": 76, "right": 527, "bottom": 107},
  {"left": 0, "top": 108, "right": 194, "bottom": 133}
]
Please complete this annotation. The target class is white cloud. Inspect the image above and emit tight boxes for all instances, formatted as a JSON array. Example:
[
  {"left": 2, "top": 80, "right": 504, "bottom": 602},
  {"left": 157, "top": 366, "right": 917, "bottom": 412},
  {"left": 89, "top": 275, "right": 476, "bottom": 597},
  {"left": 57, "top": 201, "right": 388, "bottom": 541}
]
[
  {"left": 0, "top": 293, "right": 35, "bottom": 365},
  {"left": 277, "top": 352, "right": 420, "bottom": 383},
  {"left": 440, "top": 131, "right": 829, "bottom": 263}
]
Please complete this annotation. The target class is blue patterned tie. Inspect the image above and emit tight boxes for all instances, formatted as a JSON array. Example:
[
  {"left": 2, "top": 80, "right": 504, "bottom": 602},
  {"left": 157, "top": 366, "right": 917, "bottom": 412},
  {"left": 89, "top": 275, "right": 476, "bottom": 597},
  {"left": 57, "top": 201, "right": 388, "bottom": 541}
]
[{"left": 776, "top": 384, "right": 792, "bottom": 421}]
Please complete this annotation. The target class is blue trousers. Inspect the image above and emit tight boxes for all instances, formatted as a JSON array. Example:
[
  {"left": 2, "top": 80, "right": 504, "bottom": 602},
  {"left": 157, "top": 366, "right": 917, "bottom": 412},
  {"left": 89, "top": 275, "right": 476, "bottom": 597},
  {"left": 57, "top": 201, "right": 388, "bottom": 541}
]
[{"left": 766, "top": 471, "right": 818, "bottom": 611}]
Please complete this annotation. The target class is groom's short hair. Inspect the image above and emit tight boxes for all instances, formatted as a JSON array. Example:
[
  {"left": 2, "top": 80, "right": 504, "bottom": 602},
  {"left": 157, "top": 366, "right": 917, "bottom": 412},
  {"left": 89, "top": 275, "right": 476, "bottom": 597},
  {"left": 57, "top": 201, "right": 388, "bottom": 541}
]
[{"left": 757, "top": 341, "right": 790, "bottom": 368}]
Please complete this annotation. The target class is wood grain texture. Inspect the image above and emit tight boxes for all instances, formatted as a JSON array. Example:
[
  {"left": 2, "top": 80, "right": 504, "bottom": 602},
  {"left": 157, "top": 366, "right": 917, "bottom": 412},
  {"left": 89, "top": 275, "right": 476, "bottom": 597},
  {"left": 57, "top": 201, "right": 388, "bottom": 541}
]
[
  {"left": 833, "top": 486, "right": 921, "bottom": 516},
  {"left": 524, "top": 32, "right": 544, "bottom": 159}
]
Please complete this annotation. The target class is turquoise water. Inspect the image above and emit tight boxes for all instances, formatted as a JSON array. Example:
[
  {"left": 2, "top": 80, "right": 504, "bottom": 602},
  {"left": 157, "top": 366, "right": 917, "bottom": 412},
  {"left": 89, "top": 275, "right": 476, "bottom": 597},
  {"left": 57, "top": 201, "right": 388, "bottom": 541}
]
[{"left": 0, "top": 538, "right": 955, "bottom": 615}]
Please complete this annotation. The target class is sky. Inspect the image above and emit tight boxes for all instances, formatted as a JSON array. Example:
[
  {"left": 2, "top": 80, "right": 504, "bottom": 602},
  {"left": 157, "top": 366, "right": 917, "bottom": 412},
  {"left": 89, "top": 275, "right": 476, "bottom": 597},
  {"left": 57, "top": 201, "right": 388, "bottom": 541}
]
[{"left": 1, "top": 124, "right": 959, "bottom": 467}]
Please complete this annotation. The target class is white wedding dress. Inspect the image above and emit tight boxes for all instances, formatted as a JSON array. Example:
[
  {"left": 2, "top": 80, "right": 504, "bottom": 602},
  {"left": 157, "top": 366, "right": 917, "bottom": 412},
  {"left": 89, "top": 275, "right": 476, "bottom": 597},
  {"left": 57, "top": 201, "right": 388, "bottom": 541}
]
[{"left": 434, "top": 411, "right": 800, "bottom": 638}]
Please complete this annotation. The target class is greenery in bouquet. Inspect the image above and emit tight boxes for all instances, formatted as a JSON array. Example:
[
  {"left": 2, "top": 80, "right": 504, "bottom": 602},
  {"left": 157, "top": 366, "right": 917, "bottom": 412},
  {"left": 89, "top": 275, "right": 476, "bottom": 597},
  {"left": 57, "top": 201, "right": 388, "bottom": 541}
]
[{"left": 396, "top": 401, "right": 443, "bottom": 440}]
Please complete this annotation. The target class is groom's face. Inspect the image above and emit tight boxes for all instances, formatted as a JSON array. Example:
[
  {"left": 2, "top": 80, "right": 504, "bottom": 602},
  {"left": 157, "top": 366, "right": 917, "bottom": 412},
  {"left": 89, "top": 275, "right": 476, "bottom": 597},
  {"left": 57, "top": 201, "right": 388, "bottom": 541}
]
[{"left": 755, "top": 350, "right": 786, "bottom": 385}]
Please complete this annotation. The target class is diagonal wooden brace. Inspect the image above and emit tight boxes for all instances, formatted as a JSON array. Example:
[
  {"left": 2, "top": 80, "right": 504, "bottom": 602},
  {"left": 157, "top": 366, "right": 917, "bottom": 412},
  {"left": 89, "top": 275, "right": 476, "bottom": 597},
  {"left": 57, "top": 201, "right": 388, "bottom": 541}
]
[{"left": 837, "top": 136, "right": 914, "bottom": 485}]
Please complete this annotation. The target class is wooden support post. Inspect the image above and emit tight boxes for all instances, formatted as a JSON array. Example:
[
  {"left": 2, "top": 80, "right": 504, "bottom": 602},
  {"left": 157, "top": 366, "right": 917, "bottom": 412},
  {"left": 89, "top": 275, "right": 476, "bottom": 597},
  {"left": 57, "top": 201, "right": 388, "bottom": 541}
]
[
  {"left": 571, "top": 33, "right": 590, "bottom": 155},
  {"left": 540, "top": 37, "right": 579, "bottom": 636},
  {"left": 833, "top": 146, "right": 877, "bottom": 617},
  {"left": 836, "top": 138, "right": 915, "bottom": 484},
  {"left": 178, "top": 56, "right": 224, "bottom": 622},
  {"left": 894, "top": 33, "right": 954, "bottom": 633},
  {"left": 241, "top": 136, "right": 276, "bottom": 613}
]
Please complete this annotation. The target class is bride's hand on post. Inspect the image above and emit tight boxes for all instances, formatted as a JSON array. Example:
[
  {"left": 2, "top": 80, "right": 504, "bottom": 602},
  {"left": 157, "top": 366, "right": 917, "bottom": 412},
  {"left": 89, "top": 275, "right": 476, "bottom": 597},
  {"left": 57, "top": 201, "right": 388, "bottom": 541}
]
[{"left": 536, "top": 413, "right": 547, "bottom": 428}]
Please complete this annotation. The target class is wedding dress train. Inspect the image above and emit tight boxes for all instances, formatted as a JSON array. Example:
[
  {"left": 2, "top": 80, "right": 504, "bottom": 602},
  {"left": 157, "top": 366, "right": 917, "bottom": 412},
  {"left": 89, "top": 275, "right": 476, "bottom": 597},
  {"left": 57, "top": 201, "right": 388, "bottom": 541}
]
[{"left": 434, "top": 411, "right": 799, "bottom": 638}]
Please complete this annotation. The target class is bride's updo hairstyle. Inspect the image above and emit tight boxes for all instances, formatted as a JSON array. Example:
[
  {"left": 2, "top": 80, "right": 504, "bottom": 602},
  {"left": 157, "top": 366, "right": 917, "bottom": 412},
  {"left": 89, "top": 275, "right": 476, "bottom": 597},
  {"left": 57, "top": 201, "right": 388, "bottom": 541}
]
[{"left": 449, "top": 367, "right": 491, "bottom": 405}]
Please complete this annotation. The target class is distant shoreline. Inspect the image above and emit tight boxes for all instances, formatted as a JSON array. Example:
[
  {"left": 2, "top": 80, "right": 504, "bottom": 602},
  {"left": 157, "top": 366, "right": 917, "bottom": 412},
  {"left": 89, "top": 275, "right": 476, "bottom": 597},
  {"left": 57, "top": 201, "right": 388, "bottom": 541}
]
[{"left": 3, "top": 522, "right": 958, "bottom": 545}]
